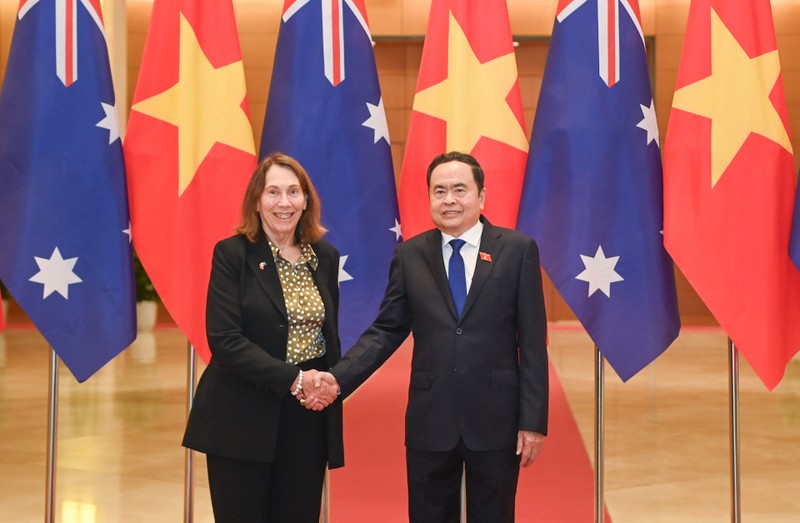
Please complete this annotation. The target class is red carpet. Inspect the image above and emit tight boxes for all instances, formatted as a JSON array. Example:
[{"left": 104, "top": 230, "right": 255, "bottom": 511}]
[{"left": 329, "top": 338, "right": 609, "bottom": 522}]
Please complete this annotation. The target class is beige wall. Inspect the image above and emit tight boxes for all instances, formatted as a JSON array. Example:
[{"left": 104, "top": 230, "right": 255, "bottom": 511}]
[
  {"left": 4, "top": 0, "right": 800, "bottom": 324},
  {"left": 0, "top": 1, "right": 12, "bottom": 87}
]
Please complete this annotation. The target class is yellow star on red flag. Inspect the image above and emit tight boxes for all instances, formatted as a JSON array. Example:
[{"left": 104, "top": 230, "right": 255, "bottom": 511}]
[
  {"left": 671, "top": 8, "right": 791, "bottom": 187},
  {"left": 398, "top": 0, "right": 529, "bottom": 239},
  {"left": 131, "top": 14, "right": 254, "bottom": 196},
  {"left": 412, "top": 13, "right": 528, "bottom": 153}
]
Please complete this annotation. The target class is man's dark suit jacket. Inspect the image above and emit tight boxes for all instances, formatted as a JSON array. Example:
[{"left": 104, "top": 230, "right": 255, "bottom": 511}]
[
  {"left": 183, "top": 231, "right": 344, "bottom": 468},
  {"left": 331, "top": 216, "right": 548, "bottom": 452}
]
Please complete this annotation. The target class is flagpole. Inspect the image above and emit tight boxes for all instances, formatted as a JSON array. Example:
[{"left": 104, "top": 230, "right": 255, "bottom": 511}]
[
  {"left": 320, "top": 469, "right": 330, "bottom": 523},
  {"left": 728, "top": 339, "right": 741, "bottom": 523},
  {"left": 184, "top": 343, "right": 197, "bottom": 523},
  {"left": 460, "top": 466, "right": 467, "bottom": 522},
  {"left": 594, "top": 347, "right": 605, "bottom": 523},
  {"left": 45, "top": 348, "right": 58, "bottom": 523}
]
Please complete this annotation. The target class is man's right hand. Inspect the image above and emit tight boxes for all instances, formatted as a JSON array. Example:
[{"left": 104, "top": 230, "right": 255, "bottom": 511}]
[{"left": 301, "top": 371, "right": 339, "bottom": 411}]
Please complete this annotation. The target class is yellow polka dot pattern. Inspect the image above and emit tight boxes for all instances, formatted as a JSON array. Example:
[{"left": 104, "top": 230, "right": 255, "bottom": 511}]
[{"left": 269, "top": 239, "right": 327, "bottom": 365}]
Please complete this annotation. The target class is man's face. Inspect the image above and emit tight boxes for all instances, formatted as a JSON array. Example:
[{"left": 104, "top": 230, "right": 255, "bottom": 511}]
[{"left": 428, "top": 160, "right": 485, "bottom": 237}]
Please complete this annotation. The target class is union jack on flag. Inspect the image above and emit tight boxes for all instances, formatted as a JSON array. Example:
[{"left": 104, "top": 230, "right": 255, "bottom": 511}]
[
  {"left": 261, "top": 0, "right": 400, "bottom": 351},
  {"left": 283, "top": 0, "right": 372, "bottom": 86},
  {"left": 557, "top": 0, "right": 646, "bottom": 87},
  {"left": 19, "top": 0, "right": 107, "bottom": 86}
]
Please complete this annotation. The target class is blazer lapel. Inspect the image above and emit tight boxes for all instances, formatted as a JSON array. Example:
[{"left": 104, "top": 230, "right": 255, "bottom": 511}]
[
  {"left": 460, "top": 218, "right": 503, "bottom": 320},
  {"left": 422, "top": 229, "right": 459, "bottom": 319},
  {"left": 310, "top": 246, "right": 339, "bottom": 365},
  {"left": 246, "top": 236, "right": 287, "bottom": 319},
  {"left": 310, "top": 248, "right": 333, "bottom": 317}
]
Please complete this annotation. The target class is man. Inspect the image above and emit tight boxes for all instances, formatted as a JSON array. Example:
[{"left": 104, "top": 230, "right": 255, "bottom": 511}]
[{"left": 312, "top": 151, "right": 548, "bottom": 522}]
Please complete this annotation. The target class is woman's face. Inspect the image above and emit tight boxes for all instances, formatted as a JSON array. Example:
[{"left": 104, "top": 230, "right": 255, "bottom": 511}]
[{"left": 257, "top": 164, "right": 307, "bottom": 243}]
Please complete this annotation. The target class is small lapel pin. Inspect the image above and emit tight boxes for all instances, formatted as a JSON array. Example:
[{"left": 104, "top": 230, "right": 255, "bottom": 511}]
[
  {"left": 259, "top": 261, "right": 267, "bottom": 270},
  {"left": 479, "top": 252, "right": 492, "bottom": 262}
]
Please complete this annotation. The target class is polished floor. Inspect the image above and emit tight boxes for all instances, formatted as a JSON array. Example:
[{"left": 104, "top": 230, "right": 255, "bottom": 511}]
[{"left": 0, "top": 324, "right": 798, "bottom": 522}]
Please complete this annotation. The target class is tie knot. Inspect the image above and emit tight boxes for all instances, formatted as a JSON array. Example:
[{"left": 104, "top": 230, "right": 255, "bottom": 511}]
[{"left": 450, "top": 239, "right": 465, "bottom": 254}]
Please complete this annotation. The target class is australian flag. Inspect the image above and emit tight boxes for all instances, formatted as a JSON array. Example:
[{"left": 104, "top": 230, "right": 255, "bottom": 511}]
[
  {"left": 261, "top": 0, "right": 400, "bottom": 351},
  {"left": 517, "top": 0, "right": 680, "bottom": 380},
  {"left": 791, "top": 174, "right": 800, "bottom": 271},
  {"left": 0, "top": 0, "right": 136, "bottom": 382}
]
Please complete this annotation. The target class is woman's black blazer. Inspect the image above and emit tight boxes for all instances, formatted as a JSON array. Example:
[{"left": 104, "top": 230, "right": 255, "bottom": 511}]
[{"left": 183, "top": 232, "right": 344, "bottom": 468}]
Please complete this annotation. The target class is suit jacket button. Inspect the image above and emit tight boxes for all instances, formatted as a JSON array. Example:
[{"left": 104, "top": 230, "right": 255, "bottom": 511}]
[{"left": 455, "top": 328, "right": 463, "bottom": 335}]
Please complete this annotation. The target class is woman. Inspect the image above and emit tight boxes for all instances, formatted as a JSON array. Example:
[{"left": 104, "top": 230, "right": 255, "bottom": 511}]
[{"left": 183, "top": 153, "right": 343, "bottom": 522}]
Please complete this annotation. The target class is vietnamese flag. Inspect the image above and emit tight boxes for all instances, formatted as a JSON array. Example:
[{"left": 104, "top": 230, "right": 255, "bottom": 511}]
[
  {"left": 398, "top": 0, "right": 528, "bottom": 239},
  {"left": 124, "top": 0, "right": 256, "bottom": 362},
  {"left": 663, "top": 0, "right": 800, "bottom": 389}
]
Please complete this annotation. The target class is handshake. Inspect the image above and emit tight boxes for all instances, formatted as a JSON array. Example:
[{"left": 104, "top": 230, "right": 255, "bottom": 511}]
[{"left": 292, "top": 370, "right": 340, "bottom": 411}]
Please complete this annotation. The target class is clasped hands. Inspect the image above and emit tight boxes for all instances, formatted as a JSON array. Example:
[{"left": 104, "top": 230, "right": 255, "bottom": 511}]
[{"left": 291, "top": 369, "right": 339, "bottom": 411}]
